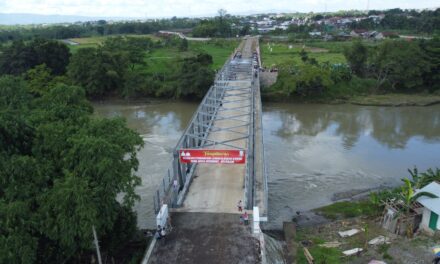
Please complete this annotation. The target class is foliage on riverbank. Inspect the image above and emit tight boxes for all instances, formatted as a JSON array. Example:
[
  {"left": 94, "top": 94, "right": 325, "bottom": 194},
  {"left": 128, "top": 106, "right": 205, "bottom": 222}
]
[
  {"left": 263, "top": 37, "right": 440, "bottom": 102},
  {"left": 296, "top": 167, "right": 440, "bottom": 263},
  {"left": 0, "top": 36, "right": 237, "bottom": 100},
  {"left": 315, "top": 201, "right": 382, "bottom": 220},
  {"left": 316, "top": 167, "right": 440, "bottom": 221},
  {"left": 349, "top": 93, "right": 440, "bottom": 106}
]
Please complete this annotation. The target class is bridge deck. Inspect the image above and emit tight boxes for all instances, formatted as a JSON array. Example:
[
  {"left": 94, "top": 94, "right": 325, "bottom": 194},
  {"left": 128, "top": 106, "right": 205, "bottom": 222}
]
[
  {"left": 182, "top": 74, "right": 250, "bottom": 213},
  {"left": 147, "top": 37, "right": 264, "bottom": 264},
  {"left": 179, "top": 38, "right": 255, "bottom": 213}
]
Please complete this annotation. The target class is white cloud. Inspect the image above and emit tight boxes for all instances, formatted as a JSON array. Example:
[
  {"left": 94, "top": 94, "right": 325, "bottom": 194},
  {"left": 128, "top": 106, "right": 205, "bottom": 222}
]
[{"left": 1, "top": 0, "right": 438, "bottom": 17}]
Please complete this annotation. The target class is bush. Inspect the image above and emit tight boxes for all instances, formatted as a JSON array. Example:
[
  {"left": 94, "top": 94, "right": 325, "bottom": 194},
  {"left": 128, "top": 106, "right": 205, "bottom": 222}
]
[{"left": 315, "top": 201, "right": 382, "bottom": 220}]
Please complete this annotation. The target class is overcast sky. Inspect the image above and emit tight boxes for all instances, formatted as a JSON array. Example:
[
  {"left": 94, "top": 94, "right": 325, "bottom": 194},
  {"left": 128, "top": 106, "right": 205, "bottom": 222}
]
[{"left": 0, "top": 0, "right": 438, "bottom": 18}]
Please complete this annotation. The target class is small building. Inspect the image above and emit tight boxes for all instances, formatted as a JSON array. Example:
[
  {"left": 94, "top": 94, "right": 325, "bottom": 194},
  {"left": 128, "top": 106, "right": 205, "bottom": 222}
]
[
  {"left": 350, "top": 29, "right": 368, "bottom": 37},
  {"left": 309, "top": 31, "right": 322, "bottom": 37},
  {"left": 416, "top": 182, "right": 440, "bottom": 234}
]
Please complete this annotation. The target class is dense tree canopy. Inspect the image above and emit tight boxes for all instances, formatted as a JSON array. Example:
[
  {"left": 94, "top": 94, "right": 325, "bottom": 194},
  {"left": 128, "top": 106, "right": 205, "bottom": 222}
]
[
  {"left": 343, "top": 40, "right": 368, "bottom": 77},
  {"left": 0, "top": 39, "right": 70, "bottom": 76},
  {"left": 0, "top": 76, "right": 143, "bottom": 263},
  {"left": 351, "top": 8, "right": 440, "bottom": 34},
  {"left": 369, "top": 40, "right": 430, "bottom": 91},
  {"left": 343, "top": 39, "right": 438, "bottom": 92},
  {"left": 192, "top": 10, "right": 234, "bottom": 37},
  {"left": 175, "top": 53, "right": 215, "bottom": 99}
]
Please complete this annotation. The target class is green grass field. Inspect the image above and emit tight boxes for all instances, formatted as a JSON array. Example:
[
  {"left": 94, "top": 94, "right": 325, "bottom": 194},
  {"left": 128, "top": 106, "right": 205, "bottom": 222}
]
[
  {"left": 69, "top": 34, "right": 160, "bottom": 45},
  {"left": 189, "top": 40, "right": 239, "bottom": 69},
  {"left": 142, "top": 40, "right": 238, "bottom": 74},
  {"left": 67, "top": 34, "right": 160, "bottom": 53},
  {"left": 67, "top": 35, "right": 238, "bottom": 72},
  {"left": 260, "top": 41, "right": 347, "bottom": 67}
]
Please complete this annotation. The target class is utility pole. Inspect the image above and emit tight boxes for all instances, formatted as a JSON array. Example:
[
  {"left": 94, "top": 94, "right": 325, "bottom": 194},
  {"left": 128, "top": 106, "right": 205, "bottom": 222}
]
[{"left": 92, "top": 226, "right": 103, "bottom": 264}]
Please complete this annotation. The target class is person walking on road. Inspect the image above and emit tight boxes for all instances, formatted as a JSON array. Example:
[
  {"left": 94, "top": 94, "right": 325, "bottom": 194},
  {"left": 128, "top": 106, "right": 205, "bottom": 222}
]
[
  {"left": 237, "top": 200, "right": 243, "bottom": 212},
  {"left": 243, "top": 211, "right": 249, "bottom": 225}
]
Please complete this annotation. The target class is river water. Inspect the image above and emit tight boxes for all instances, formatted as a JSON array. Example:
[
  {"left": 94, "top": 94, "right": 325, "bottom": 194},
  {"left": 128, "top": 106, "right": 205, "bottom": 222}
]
[{"left": 93, "top": 101, "right": 440, "bottom": 229}]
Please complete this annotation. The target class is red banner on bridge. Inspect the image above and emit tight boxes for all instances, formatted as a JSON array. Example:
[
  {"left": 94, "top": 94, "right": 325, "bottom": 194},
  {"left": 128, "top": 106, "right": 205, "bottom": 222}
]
[{"left": 179, "top": 149, "right": 246, "bottom": 164}]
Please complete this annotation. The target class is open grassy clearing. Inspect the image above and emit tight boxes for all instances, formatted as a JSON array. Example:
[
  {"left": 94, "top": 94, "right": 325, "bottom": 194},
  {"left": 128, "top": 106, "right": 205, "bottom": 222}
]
[
  {"left": 143, "top": 39, "right": 239, "bottom": 74},
  {"left": 189, "top": 40, "right": 239, "bottom": 69},
  {"left": 260, "top": 41, "right": 346, "bottom": 67},
  {"left": 69, "top": 34, "right": 159, "bottom": 45},
  {"left": 67, "top": 35, "right": 238, "bottom": 72},
  {"left": 67, "top": 34, "right": 160, "bottom": 53},
  {"left": 143, "top": 48, "right": 191, "bottom": 74}
]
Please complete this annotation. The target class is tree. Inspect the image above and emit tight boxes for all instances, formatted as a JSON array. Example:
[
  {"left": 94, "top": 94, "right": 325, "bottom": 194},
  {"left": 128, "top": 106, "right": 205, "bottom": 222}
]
[
  {"left": 0, "top": 77, "right": 144, "bottom": 262},
  {"left": 32, "top": 38, "right": 71, "bottom": 75},
  {"left": 239, "top": 24, "right": 251, "bottom": 36},
  {"left": 175, "top": 53, "right": 215, "bottom": 99},
  {"left": 370, "top": 40, "right": 430, "bottom": 91},
  {"left": 419, "top": 37, "right": 440, "bottom": 92},
  {"left": 0, "top": 40, "right": 36, "bottom": 75},
  {"left": 24, "top": 64, "right": 56, "bottom": 96},
  {"left": 408, "top": 167, "right": 440, "bottom": 189},
  {"left": 299, "top": 49, "right": 308, "bottom": 63},
  {"left": 343, "top": 40, "right": 368, "bottom": 77},
  {"left": 0, "top": 39, "right": 70, "bottom": 76},
  {"left": 216, "top": 9, "right": 231, "bottom": 37},
  {"left": 272, "top": 63, "right": 333, "bottom": 97},
  {"left": 295, "top": 64, "right": 333, "bottom": 96},
  {"left": 192, "top": 21, "right": 218, "bottom": 37},
  {"left": 398, "top": 178, "right": 437, "bottom": 238},
  {"left": 68, "top": 47, "right": 127, "bottom": 98},
  {"left": 179, "top": 38, "right": 188, "bottom": 51}
]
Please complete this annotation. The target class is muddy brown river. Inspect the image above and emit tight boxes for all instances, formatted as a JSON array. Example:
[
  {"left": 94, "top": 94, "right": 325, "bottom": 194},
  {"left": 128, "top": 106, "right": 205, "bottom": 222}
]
[{"left": 93, "top": 101, "right": 440, "bottom": 229}]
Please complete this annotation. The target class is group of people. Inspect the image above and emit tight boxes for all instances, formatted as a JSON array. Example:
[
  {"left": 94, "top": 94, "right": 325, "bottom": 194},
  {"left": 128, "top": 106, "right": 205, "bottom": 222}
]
[{"left": 237, "top": 200, "right": 249, "bottom": 225}]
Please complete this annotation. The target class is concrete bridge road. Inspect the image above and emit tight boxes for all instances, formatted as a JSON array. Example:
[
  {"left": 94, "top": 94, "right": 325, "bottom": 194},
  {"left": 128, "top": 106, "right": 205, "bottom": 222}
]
[{"left": 146, "top": 37, "right": 267, "bottom": 264}]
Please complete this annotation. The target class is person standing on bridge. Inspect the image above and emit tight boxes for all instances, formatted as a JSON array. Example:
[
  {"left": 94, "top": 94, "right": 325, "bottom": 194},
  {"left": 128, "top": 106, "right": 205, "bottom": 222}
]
[
  {"left": 237, "top": 200, "right": 243, "bottom": 212},
  {"left": 173, "top": 179, "right": 178, "bottom": 192},
  {"left": 243, "top": 211, "right": 249, "bottom": 225}
]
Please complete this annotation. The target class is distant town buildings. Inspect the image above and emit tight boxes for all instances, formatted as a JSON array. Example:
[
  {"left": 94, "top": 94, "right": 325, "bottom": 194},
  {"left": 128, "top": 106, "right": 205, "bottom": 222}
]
[{"left": 239, "top": 12, "right": 403, "bottom": 40}]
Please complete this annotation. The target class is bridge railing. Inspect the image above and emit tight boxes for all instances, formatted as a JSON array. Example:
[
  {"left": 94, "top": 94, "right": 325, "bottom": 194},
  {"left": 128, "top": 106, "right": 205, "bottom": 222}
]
[
  {"left": 152, "top": 57, "right": 233, "bottom": 213},
  {"left": 152, "top": 40, "right": 263, "bottom": 214}
]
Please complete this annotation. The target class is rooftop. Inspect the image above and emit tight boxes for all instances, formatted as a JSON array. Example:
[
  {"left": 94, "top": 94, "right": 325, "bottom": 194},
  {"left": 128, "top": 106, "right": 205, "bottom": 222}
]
[{"left": 416, "top": 181, "right": 440, "bottom": 214}]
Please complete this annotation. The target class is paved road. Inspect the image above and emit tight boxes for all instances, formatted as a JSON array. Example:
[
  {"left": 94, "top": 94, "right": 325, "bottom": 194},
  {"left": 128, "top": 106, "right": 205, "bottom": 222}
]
[
  {"left": 148, "top": 37, "right": 262, "bottom": 264},
  {"left": 158, "top": 31, "right": 211, "bottom": 41},
  {"left": 181, "top": 38, "right": 256, "bottom": 213}
]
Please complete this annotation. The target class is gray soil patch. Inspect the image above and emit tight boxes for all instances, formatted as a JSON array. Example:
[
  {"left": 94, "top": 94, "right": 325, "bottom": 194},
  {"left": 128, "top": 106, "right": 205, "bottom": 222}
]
[{"left": 149, "top": 212, "right": 260, "bottom": 264}]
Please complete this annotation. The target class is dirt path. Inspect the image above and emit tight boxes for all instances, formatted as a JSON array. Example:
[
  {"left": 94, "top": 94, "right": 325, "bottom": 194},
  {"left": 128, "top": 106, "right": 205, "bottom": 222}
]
[{"left": 149, "top": 212, "right": 259, "bottom": 264}]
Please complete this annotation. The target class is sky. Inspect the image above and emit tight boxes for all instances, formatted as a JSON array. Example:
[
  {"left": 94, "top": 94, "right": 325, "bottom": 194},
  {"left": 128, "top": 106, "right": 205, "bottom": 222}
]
[{"left": 0, "top": 0, "right": 438, "bottom": 18}]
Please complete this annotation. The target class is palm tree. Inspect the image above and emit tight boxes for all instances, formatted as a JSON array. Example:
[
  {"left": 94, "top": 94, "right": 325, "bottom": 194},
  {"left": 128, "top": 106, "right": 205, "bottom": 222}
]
[
  {"left": 398, "top": 178, "right": 438, "bottom": 238},
  {"left": 408, "top": 167, "right": 440, "bottom": 189}
]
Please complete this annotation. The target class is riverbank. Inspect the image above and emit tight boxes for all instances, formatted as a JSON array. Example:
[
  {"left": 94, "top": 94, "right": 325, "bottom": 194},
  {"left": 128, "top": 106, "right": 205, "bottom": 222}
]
[
  {"left": 290, "top": 215, "right": 436, "bottom": 264},
  {"left": 349, "top": 94, "right": 440, "bottom": 106},
  {"left": 262, "top": 92, "right": 440, "bottom": 106},
  {"left": 278, "top": 196, "right": 436, "bottom": 263},
  {"left": 92, "top": 92, "right": 440, "bottom": 108},
  {"left": 278, "top": 178, "right": 439, "bottom": 264}
]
